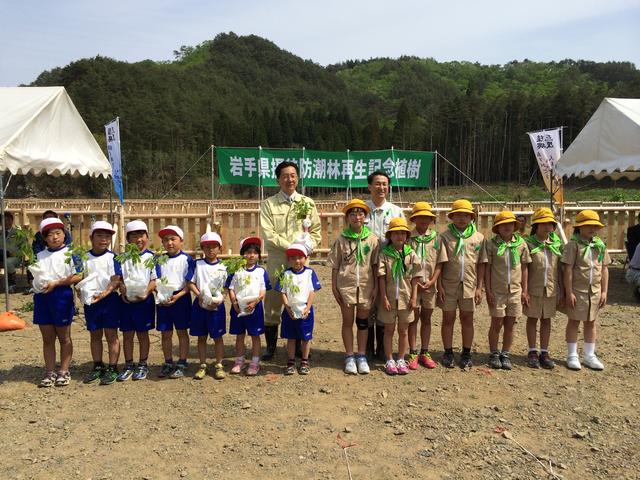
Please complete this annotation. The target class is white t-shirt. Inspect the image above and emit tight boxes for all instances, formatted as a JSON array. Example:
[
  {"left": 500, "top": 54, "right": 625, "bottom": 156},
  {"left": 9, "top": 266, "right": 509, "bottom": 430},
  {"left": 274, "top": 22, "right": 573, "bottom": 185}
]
[
  {"left": 365, "top": 199, "right": 405, "bottom": 240},
  {"left": 191, "top": 258, "right": 228, "bottom": 295},
  {"left": 275, "top": 266, "right": 321, "bottom": 307},
  {"left": 84, "top": 250, "right": 122, "bottom": 293},
  {"left": 35, "top": 246, "right": 77, "bottom": 282},
  {"left": 225, "top": 264, "right": 271, "bottom": 300},
  {"left": 155, "top": 251, "right": 195, "bottom": 291},
  {"left": 120, "top": 249, "right": 157, "bottom": 284}
]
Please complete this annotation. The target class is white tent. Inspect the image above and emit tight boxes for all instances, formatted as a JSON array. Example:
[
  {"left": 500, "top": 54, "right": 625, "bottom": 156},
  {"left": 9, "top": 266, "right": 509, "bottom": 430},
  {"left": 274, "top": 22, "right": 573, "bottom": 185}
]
[
  {"left": 0, "top": 86, "right": 111, "bottom": 177},
  {"left": 555, "top": 98, "right": 640, "bottom": 180}
]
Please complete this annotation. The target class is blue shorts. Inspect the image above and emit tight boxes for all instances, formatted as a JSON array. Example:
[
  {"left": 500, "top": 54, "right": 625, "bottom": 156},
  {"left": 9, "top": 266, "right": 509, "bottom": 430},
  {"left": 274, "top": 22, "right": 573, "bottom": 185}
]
[
  {"left": 229, "top": 301, "right": 265, "bottom": 337},
  {"left": 190, "top": 300, "right": 226, "bottom": 338},
  {"left": 33, "top": 287, "right": 75, "bottom": 327},
  {"left": 84, "top": 292, "right": 122, "bottom": 331},
  {"left": 156, "top": 293, "right": 191, "bottom": 331},
  {"left": 280, "top": 307, "right": 314, "bottom": 341},
  {"left": 120, "top": 295, "right": 155, "bottom": 332}
]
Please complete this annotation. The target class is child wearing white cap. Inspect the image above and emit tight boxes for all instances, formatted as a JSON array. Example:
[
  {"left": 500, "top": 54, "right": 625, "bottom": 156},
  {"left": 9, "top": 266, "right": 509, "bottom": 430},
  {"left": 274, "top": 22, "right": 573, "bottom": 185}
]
[
  {"left": 79, "top": 221, "right": 123, "bottom": 386},
  {"left": 188, "top": 232, "right": 228, "bottom": 380},
  {"left": 117, "top": 220, "right": 157, "bottom": 382},
  {"left": 156, "top": 225, "right": 195, "bottom": 379},
  {"left": 32, "top": 218, "right": 82, "bottom": 387}
]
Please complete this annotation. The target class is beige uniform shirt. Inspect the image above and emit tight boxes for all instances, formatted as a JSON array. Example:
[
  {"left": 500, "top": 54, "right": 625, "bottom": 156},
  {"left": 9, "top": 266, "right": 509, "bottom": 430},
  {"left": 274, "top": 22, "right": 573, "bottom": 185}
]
[
  {"left": 377, "top": 249, "right": 421, "bottom": 310},
  {"left": 525, "top": 238, "right": 561, "bottom": 297},
  {"left": 561, "top": 239, "right": 611, "bottom": 295},
  {"left": 484, "top": 236, "right": 532, "bottom": 295},
  {"left": 327, "top": 232, "right": 380, "bottom": 305},
  {"left": 408, "top": 229, "right": 447, "bottom": 283},
  {"left": 438, "top": 228, "right": 487, "bottom": 298}
]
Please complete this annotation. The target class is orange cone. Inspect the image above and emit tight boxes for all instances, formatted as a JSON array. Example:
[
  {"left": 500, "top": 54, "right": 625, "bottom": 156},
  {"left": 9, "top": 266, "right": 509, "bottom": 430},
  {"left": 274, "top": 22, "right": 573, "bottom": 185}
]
[{"left": 0, "top": 311, "right": 27, "bottom": 331}]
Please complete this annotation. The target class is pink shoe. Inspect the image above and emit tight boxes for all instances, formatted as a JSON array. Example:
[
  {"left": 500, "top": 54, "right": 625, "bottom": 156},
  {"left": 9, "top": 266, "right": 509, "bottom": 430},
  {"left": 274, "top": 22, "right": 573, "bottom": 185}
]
[
  {"left": 246, "top": 361, "right": 260, "bottom": 376},
  {"left": 230, "top": 357, "right": 245, "bottom": 374},
  {"left": 385, "top": 359, "right": 398, "bottom": 375},
  {"left": 419, "top": 352, "right": 437, "bottom": 369},
  {"left": 396, "top": 359, "right": 410, "bottom": 375},
  {"left": 407, "top": 353, "right": 419, "bottom": 370}
]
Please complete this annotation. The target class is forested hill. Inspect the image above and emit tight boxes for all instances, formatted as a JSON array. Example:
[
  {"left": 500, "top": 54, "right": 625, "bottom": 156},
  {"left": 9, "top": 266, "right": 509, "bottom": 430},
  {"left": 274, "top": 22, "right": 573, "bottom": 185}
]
[{"left": 19, "top": 32, "right": 640, "bottom": 198}]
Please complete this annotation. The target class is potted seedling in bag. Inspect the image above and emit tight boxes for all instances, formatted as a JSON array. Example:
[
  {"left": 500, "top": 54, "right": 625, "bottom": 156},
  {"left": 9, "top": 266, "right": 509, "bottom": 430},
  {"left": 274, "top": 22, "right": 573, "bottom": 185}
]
[
  {"left": 65, "top": 243, "right": 99, "bottom": 306},
  {"left": 143, "top": 249, "right": 172, "bottom": 304},
  {"left": 116, "top": 243, "right": 150, "bottom": 301},
  {"left": 275, "top": 264, "right": 305, "bottom": 318},
  {"left": 223, "top": 256, "right": 258, "bottom": 316}
]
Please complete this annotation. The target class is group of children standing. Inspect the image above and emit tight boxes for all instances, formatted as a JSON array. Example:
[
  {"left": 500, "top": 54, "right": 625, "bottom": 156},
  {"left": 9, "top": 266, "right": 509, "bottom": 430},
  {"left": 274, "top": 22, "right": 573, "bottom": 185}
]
[{"left": 31, "top": 200, "right": 610, "bottom": 386}]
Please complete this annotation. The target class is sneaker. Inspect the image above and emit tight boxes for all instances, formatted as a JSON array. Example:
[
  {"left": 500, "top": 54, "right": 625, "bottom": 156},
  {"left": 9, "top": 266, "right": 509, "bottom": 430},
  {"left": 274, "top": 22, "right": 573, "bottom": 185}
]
[
  {"left": 527, "top": 351, "right": 540, "bottom": 368},
  {"left": 441, "top": 352, "right": 455, "bottom": 368},
  {"left": 246, "top": 361, "right": 260, "bottom": 376},
  {"left": 117, "top": 363, "right": 136, "bottom": 382},
  {"left": 406, "top": 353, "right": 419, "bottom": 370},
  {"left": 158, "top": 362, "right": 175, "bottom": 378},
  {"left": 385, "top": 359, "right": 398, "bottom": 375},
  {"left": 582, "top": 355, "right": 604, "bottom": 371},
  {"left": 344, "top": 356, "right": 357, "bottom": 375},
  {"left": 132, "top": 363, "right": 149, "bottom": 381},
  {"left": 39, "top": 371, "right": 56, "bottom": 388},
  {"left": 500, "top": 353, "right": 513, "bottom": 370},
  {"left": 170, "top": 362, "right": 187, "bottom": 378},
  {"left": 284, "top": 362, "right": 296, "bottom": 375},
  {"left": 355, "top": 355, "right": 370, "bottom": 374},
  {"left": 83, "top": 364, "right": 104, "bottom": 384},
  {"left": 100, "top": 367, "right": 118, "bottom": 385},
  {"left": 213, "top": 363, "right": 226, "bottom": 380},
  {"left": 459, "top": 352, "right": 473, "bottom": 369},
  {"left": 298, "top": 362, "right": 310, "bottom": 375},
  {"left": 489, "top": 352, "right": 502, "bottom": 369},
  {"left": 419, "top": 352, "right": 437, "bottom": 369},
  {"left": 566, "top": 354, "right": 581, "bottom": 370},
  {"left": 54, "top": 371, "right": 70, "bottom": 387},
  {"left": 194, "top": 363, "right": 207, "bottom": 380},
  {"left": 396, "top": 359, "right": 410, "bottom": 375},
  {"left": 539, "top": 352, "right": 555, "bottom": 370},
  {"left": 230, "top": 357, "right": 245, "bottom": 374}
]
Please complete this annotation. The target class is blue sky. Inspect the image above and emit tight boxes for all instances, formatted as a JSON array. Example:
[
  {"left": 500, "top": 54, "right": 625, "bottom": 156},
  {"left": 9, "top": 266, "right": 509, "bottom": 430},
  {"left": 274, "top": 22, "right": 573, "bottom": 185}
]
[{"left": 1, "top": 0, "right": 639, "bottom": 86}]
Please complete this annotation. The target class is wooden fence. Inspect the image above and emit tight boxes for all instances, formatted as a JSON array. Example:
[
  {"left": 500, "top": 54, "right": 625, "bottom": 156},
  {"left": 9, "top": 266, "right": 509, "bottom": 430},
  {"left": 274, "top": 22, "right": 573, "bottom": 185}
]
[{"left": 6, "top": 199, "right": 638, "bottom": 257}]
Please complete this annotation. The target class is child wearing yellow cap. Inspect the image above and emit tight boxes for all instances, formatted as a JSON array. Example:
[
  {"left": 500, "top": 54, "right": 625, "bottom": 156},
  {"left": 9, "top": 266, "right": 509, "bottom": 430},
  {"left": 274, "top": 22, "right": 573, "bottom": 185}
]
[
  {"left": 377, "top": 218, "right": 421, "bottom": 375},
  {"left": 560, "top": 210, "right": 610, "bottom": 371},
  {"left": 524, "top": 208, "right": 563, "bottom": 369},
  {"left": 407, "top": 202, "right": 446, "bottom": 369},
  {"left": 437, "top": 199, "right": 487, "bottom": 368},
  {"left": 485, "top": 211, "right": 531, "bottom": 370}
]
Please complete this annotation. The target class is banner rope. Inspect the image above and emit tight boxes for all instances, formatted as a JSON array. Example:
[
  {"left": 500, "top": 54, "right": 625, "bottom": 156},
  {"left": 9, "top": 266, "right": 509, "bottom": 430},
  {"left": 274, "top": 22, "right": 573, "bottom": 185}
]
[{"left": 161, "top": 146, "right": 212, "bottom": 199}]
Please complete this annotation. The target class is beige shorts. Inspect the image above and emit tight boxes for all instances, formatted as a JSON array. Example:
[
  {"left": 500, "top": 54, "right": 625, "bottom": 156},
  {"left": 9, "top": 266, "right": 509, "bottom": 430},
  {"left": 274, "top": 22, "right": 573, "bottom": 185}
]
[
  {"left": 438, "top": 283, "right": 475, "bottom": 313},
  {"left": 377, "top": 307, "right": 414, "bottom": 325},
  {"left": 341, "top": 287, "right": 374, "bottom": 311},
  {"left": 417, "top": 288, "right": 437, "bottom": 310},
  {"left": 523, "top": 294, "right": 557, "bottom": 319},
  {"left": 561, "top": 291, "right": 601, "bottom": 322},
  {"left": 489, "top": 292, "right": 522, "bottom": 318}
]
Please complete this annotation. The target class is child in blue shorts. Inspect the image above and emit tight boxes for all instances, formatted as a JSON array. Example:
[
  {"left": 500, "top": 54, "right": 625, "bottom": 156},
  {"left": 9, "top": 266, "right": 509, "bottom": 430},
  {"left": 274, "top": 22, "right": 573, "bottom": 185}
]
[
  {"left": 32, "top": 218, "right": 82, "bottom": 387},
  {"left": 155, "top": 225, "right": 195, "bottom": 379},
  {"left": 276, "top": 243, "right": 321, "bottom": 375},
  {"left": 118, "top": 220, "right": 157, "bottom": 382},
  {"left": 78, "top": 221, "right": 123, "bottom": 386},
  {"left": 189, "top": 232, "right": 227, "bottom": 380},
  {"left": 225, "top": 237, "right": 271, "bottom": 376}
]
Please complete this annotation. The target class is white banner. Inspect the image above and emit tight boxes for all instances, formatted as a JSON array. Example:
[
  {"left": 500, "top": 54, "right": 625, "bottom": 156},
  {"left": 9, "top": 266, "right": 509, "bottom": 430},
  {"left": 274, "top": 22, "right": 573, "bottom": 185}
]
[
  {"left": 528, "top": 128, "right": 563, "bottom": 204},
  {"left": 105, "top": 118, "right": 124, "bottom": 205}
]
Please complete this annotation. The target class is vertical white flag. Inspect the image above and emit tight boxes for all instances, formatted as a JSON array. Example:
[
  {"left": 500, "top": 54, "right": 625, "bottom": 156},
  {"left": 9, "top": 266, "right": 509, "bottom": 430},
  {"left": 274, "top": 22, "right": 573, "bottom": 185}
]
[
  {"left": 528, "top": 128, "right": 563, "bottom": 204},
  {"left": 105, "top": 118, "right": 124, "bottom": 205}
]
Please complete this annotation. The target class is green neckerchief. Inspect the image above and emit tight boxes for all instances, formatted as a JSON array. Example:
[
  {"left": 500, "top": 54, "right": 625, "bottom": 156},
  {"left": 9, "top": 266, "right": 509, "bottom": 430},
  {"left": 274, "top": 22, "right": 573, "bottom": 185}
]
[
  {"left": 571, "top": 234, "right": 606, "bottom": 262},
  {"left": 447, "top": 222, "right": 476, "bottom": 257},
  {"left": 381, "top": 244, "right": 413, "bottom": 281},
  {"left": 526, "top": 231, "right": 562, "bottom": 257},
  {"left": 341, "top": 225, "right": 371, "bottom": 265},
  {"left": 493, "top": 234, "right": 524, "bottom": 267},
  {"left": 412, "top": 230, "right": 438, "bottom": 260}
]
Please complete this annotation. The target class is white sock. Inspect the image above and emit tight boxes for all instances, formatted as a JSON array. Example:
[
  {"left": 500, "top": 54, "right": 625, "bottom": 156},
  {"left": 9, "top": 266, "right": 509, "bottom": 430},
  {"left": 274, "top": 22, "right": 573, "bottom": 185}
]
[
  {"left": 252, "top": 356, "right": 260, "bottom": 364},
  {"left": 584, "top": 342, "right": 596, "bottom": 358},
  {"left": 567, "top": 342, "right": 578, "bottom": 357},
  {"left": 236, "top": 355, "right": 245, "bottom": 362},
  {"left": 540, "top": 348, "right": 548, "bottom": 353},
  {"left": 528, "top": 348, "right": 538, "bottom": 353}
]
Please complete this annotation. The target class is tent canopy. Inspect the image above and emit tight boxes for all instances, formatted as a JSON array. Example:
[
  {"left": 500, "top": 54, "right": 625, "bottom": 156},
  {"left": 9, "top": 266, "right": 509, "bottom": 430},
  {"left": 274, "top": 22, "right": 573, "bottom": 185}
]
[
  {"left": 0, "top": 86, "right": 111, "bottom": 178},
  {"left": 555, "top": 98, "right": 640, "bottom": 180}
]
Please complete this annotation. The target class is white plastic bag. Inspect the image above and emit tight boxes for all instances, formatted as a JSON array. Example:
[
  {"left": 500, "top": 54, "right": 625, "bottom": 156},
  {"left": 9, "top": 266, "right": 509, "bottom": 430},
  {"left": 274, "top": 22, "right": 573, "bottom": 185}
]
[
  {"left": 124, "top": 266, "right": 148, "bottom": 301},
  {"left": 202, "top": 283, "right": 224, "bottom": 308},
  {"left": 289, "top": 299, "right": 307, "bottom": 319},
  {"left": 29, "top": 264, "right": 52, "bottom": 294},
  {"left": 155, "top": 280, "right": 179, "bottom": 305},
  {"left": 76, "top": 272, "right": 100, "bottom": 306},
  {"left": 237, "top": 295, "right": 259, "bottom": 317}
]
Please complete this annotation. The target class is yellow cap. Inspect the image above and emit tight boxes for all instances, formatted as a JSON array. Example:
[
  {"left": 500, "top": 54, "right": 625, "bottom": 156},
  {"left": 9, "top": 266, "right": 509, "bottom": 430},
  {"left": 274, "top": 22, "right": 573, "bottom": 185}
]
[
  {"left": 410, "top": 201, "right": 436, "bottom": 220},
  {"left": 531, "top": 207, "right": 557, "bottom": 225},
  {"left": 447, "top": 199, "right": 475, "bottom": 219},
  {"left": 385, "top": 217, "right": 411, "bottom": 236},
  {"left": 342, "top": 198, "right": 370, "bottom": 216},
  {"left": 491, "top": 211, "right": 519, "bottom": 233},
  {"left": 574, "top": 209, "right": 604, "bottom": 228}
]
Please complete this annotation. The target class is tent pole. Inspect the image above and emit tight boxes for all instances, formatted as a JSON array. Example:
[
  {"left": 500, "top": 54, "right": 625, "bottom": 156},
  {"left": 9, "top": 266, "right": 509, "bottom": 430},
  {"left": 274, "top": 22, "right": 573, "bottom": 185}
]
[{"left": 0, "top": 174, "right": 10, "bottom": 311}]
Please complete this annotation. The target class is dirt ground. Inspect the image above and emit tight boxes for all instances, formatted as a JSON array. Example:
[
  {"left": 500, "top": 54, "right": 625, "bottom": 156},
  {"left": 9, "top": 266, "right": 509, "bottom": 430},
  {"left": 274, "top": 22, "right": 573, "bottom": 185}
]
[{"left": 0, "top": 263, "right": 638, "bottom": 480}]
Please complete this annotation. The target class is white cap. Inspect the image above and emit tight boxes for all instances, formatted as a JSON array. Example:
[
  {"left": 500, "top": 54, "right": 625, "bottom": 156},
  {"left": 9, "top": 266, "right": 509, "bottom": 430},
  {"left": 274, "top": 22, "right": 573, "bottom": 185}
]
[
  {"left": 39, "top": 217, "right": 64, "bottom": 234},
  {"left": 125, "top": 220, "right": 148, "bottom": 235},
  {"left": 158, "top": 225, "right": 184, "bottom": 240},
  {"left": 286, "top": 243, "right": 308, "bottom": 257},
  {"left": 90, "top": 220, "right": 115, "bottom": 236},
  {"left": 200, "top": 232, "right": 222, "bottom": 246}
]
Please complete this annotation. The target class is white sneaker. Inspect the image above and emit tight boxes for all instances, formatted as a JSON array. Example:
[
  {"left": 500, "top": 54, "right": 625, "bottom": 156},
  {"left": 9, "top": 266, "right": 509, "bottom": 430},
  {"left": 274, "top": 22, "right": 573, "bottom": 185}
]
[
  {"left": 355, "top": 355, "right": 370, "bottom": 374},
  {"left": 582, "top": 355, "right": 604, "bottom": 370},
  {"left": 344, "top": 356, "right": 357, "bottom": 375},
  {"left": 566, "top": 354, "right": 582, "bottom": 370}
]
